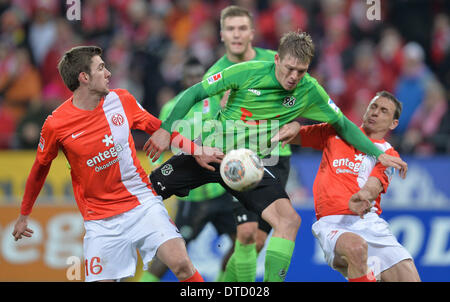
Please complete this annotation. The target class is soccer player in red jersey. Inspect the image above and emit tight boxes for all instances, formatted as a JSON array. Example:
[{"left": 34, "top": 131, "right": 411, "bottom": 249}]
[
  {"left": 11, "top": 46, "right": 222, "bottom": 282},
  {"left": 273, "top": 91, "right": 420, "bottom": 281}
]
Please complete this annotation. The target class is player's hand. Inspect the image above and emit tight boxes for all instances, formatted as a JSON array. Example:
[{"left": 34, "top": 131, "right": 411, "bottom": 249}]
[
  {"left": 348, "top": 191, "right": 372, "bottom": 219},
  {"left": 377, "top": 153, "right": 408, "bottom": 179},
  {"left": 194, "top": 146, "right": 224, "bottom": 171},
  {"left": 144, "top": 128, "right": 171, "bottom": 162},
  {"left": 12, "top": 214, "right": 34, "bottom": 241},
  {"left": 271, "top": 121, "right": 302, "bottom": 147},
  {"left": 220, "top": 90, "right": 231, "bottom": 108}
]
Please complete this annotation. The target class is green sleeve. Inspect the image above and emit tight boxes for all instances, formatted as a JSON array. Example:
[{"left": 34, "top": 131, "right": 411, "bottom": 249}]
[
  {"left": 158, "top": 99, "right": 176, "bottom": 120},
  {"left": 160, "top": 82, "right": 209, "bottom": 132},
  {"left": 331, "top": 115, "right": 384, "bottom": 158}
]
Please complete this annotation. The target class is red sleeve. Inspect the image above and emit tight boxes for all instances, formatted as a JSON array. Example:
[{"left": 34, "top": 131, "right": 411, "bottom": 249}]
[
  {"left": 117, "top": 90, "right": 198, "bottom": 154},
  {"left": 36, "top": 116, "right": 59, "bottom": 165},
  {"left": 370, "top": 148, "right": 399, "bottom": 194},
  {"left": 118, "top": 89, "right": 162, "bottom": 134},
  {"left": 21, "top": 158, "right": 52, "bottom": 215},
  {"left": 299, "top": 123, "right": 336, "bottom": 150}
]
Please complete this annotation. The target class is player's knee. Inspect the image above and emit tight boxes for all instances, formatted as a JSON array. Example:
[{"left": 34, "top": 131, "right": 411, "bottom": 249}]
[
  {"left": 255, "top": 229, "right": 268, "bottom": 252},
  {"left": 343, "top": 240, "right": 368, "bottom": 265},
  {"left": 170, "top": 255, "right": 194, "bottom": 279},
  {"left": 255, "top": 237, "right": 266, "bottom": 253},
  {"left": 281, "top": 210, "right": 301, "bottom": 231},
  {"left": 236, "top": 222, "right": 257, "bottom": 244}
]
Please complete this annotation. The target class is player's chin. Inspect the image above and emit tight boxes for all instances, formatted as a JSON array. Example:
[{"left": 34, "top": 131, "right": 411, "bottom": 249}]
[
  {"left": 284, "top": 83, "right": 296, "bottom": 91},
  {"left": 230, "top": 47, "right": 245, "bottom": 56}
]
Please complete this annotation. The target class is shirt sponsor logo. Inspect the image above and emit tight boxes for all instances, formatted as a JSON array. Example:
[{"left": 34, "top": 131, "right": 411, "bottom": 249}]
[
  {"left": 102, "top": 134, "right": 114, "bottom": 147},
  {"left": 86, "top": 134, "right": 123, "bottom": 172},
  {"left": 333, "top": 155, "right": 364, "bottom": 174},
  {"left": 248, "top": 88, "right": 261, "bottom": 96},
  {"left": 207, "top": 72, "right": 222, "bottom": 84}
]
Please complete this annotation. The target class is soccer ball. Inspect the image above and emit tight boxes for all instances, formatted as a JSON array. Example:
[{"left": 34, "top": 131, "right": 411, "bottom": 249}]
[{"left": 220, "top": 148, "right": 264, "bottom": 192}]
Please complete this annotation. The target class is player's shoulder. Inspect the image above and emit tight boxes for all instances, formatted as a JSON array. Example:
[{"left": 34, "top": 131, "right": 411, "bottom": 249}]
[
  {"left": 110, "top": 88, "right": 133, "bottom": 99},
  {"left": 159, "top": 96, "right": 177, "bottom": 119},
  {"left": 41, "top": 99, "right": 72, "bottom": 132},
  {"left": 46, "top": 97, "right": 73, "bottom": 120},
  {"left": 372, "top": 139, "right": 399, "bottom": 157},
  {"left": 204, "top": 56, "right": 230, "bottom": 78},
  {"left": 254, "top": 47, "right": 277, "bottom": 60},
  {"left": 228, "top": 60, "right": 273, "bottom": 75},
  {"left": 109, "top": 89, "right": 141, "bottom": 109},
  {"left": 300, "top": 72, "right": 321, "bottom": 88}
]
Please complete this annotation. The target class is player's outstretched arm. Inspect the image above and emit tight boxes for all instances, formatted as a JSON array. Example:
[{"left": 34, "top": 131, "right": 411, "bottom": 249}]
[
  {"left": 12, "top": 158, "right": 52, "bottom": 241},
  {"left": 159, "top": 82, "right": 210, "bottom": 133},
  {"left": 331, "top": 116, "right": 407, "bottom": 179}
]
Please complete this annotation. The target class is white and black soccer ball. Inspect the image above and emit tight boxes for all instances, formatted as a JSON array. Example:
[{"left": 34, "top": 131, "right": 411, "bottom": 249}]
[{"left": 220, "top": 148, "right": 264, "bottom": 192}]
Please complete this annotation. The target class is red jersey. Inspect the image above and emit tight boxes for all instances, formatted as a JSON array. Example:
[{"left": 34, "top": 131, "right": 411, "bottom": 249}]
[
  {"left": 34, "top": 89, "right": 160, "bottom": 220},
  {"left": 300, "top": 123, "right": 398, "bottom": 220}
]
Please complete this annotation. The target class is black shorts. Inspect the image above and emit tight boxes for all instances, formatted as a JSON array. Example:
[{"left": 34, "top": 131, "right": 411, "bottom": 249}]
[
  {"left": 233, "top": 155, "right": 291, "bottom": 234},
  {"left": 174, "top": 193, "right": 236, "bottom": 243},
  {"left": 149, "top": 154, "right": 289, "bottom": 218}
]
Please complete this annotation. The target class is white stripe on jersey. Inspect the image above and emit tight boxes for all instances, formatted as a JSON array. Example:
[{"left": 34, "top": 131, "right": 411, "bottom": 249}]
[
  {"left": 103, "top": 91, "right": 155, "bottom": 203},
  {"left": 356, "top": 141, "right": 393, "bottom": 189},
  {"left": 356, "top": 141, "right": 394, "bottom": 213}
]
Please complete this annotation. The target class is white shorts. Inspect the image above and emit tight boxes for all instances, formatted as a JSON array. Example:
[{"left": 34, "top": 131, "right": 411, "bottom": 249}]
[
  {"left": 83, "top": 196, "right": 182, "bottom": 282},
  {"left": 311, "top": 213, "right": 412, "bottom": 277}
]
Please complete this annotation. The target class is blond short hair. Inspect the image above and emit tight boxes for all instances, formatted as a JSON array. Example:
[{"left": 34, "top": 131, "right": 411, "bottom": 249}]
[
  {"left": 220, "top": 5, "right": 254, "bottom": 30},
  {"left": 278, "top": 31, "right": 315, "bottom": 65}
]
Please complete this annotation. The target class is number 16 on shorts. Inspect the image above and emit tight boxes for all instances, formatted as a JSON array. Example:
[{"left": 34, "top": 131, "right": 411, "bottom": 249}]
[
  {"left": 85, "top": 257, "right": 103, "bottom": 277},
  {"left": 66, "top": 256, "right": 103, "bottom": 281}
]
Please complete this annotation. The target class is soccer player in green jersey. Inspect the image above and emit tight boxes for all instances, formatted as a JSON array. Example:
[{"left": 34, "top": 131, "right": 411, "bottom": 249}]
[
  {"left": 140, "top": 58, "right": 237, "bottom": 282},
  {"left": 145, "top": 31, "right": 408, "bottom": 282},
  {"left": 204, "top": 5, "right": 292, "bottom": 282}
]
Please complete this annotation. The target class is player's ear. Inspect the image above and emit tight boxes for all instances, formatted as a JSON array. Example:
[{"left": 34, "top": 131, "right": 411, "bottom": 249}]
[
  {"left": 274, "top": 53, "right": 280, "bottom": 64},
  {"left": 389, "top": 119, "right": 399, "bottom": 131},
  {"left": 78, "top": 72, "right": 89, "bottom": 85}
]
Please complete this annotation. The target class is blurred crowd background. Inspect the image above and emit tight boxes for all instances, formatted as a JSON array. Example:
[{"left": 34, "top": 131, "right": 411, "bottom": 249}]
[{"left": 0, "top": 0, "right": 449, "bottom": 155}]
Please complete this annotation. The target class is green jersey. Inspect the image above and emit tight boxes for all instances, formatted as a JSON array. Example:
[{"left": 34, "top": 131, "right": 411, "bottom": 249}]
[
  {"left": 161, "top": 60, "right": 384, "bottom": 160},
  {"left": 159, "top": 93, "right": 226, "bottom": 201},
  {"left": 200, "top": 61, "right": 341, "bottom": 157},
  {"left": 203, "top": 48, "right": 292, "bottom": 157}
]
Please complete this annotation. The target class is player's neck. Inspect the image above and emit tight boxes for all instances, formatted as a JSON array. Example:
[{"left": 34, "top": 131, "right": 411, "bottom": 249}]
[
  {"left": 363, "top": 127, "right": 386, "bottom": 141},
  {"left": 227, "top": 47, "right": 256, "bottom": 63},
  {"left": 72, "top": 88, "right": 103, "bottom": 111}
]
